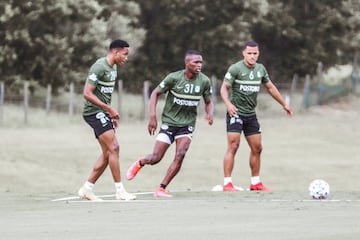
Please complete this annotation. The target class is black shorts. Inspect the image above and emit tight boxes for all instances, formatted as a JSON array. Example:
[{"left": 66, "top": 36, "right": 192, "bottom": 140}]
[
  {"left": 83, "top": 112, "right": 114, "bottom": 138},
  {"left": 226, "top": 113, "right": 261, "bottom": 136},
  {"left": 157, "top": 125, "right": 195, "bottom": 144}
]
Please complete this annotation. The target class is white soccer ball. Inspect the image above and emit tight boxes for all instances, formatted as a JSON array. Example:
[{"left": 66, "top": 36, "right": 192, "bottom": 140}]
[{"left": 308, "top": 179, "right": 330, "bottom": 199}]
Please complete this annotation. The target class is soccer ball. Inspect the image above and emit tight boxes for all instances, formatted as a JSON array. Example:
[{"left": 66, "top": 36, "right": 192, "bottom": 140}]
[{"left": 308, "top": 179, "right": 330, "bottom": 199}]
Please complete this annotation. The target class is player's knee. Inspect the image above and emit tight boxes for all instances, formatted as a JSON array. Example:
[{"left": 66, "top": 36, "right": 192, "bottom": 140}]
[
  {"left": 149, "top": 153, "right": 162, "bottom": 165},
  {"left": 110, "top": 143, "right": 119, "bottom": 154},
  {"left": 252, "top": 144, "right": 262, "bottom": 154},
  {"left": 175, "top": 149, "right": 186, "bottom": 162},
  {"left": 229, "top": 141, "right": 240, "bottom": 152}
]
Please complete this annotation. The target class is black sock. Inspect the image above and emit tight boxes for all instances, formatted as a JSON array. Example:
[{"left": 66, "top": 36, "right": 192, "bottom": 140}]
[{"left": 160, "top": 183, "right": 167, "bottom": 189}]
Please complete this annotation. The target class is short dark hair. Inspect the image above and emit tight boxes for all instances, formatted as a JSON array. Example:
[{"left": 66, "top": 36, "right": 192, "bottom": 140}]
[
  {"left": 243, "top": 40, "right": 258, "bottom": 50},
  {"left": 185, "top": 49, "right": 201, "bottom": 56},
  {"left": 109, "top": 39, "right": 129, "bottom": 49},
  {"left": 185, "top": 49, "right": 201, "bottom": 59}
]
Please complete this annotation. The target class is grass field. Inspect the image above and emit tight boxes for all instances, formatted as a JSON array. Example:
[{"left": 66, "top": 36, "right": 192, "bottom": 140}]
[{"left": 1, "top": 94, "right": 360, "bottom": 240}]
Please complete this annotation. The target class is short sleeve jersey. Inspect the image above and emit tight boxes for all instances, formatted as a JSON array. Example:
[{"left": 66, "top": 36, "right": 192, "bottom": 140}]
[
  {"left": 82, "top": 57, "right": 117, "bottom": 116},
  {"left": 224, "top": 60, "right": 270, "bottom": 116},
  {"left": 158, "top": 70, "right": 212, "bottom": 127}
]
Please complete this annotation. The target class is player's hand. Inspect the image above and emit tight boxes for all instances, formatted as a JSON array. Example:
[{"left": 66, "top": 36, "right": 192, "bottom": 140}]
[
  {"left": 283, "top": 104, "right": 293, "bottom": 116},
  {"left": 112, "top": 118, "right": 119, "bottom": 128},
  {"left": 205, "top": 114, "right": 213, "bottom": 125},
  {"left": 226, "top": 103, "right": 238, "bottom": 117},
  {"left": 147, "top": 116, "right": 157, "bottom": 135},
  {"left": 108, "top": 106, "right": 120, "bottom": 120}
]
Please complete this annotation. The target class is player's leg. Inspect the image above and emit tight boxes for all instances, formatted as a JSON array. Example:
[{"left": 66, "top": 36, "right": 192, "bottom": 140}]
[
  {"left": 127, "top": 126, "right": 173, "bottom": 180},
  {"left": 223, "top": 132, "right": 241, "bottom": 191},
  {"left": 245, "top": 133, "right": 262, "bottom": 177},
  {"left": 245, "top": 133, "right": 270, "bottom": 191},
  {"left": 126, "top": 140, "right": 170, "bottom": 180},
  {"left": 161, "top": 136, "right": 191, "bottom": 186},
  {"left": 142, "top": 140, "right": 170, "bottom": 165},
  {"left": 154, "top": 136, "right": 192, "bottom": 197},
  {"left": 223, "top": 113, "right": 243, "bottom": 191},
  {"left": 97, "top": 130, "right": 136, "bottom": 200},
  {"left": 79, "top": 113, "right": 112, "bottom": 200},
  {"left": 224, "top": 132, "right": 241, "bottom": 177},
  {"left": 97, "top": 129, "right": 120, "bottom": 182}
]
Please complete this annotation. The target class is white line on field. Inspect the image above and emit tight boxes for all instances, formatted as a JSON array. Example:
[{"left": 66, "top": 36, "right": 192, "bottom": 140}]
[{"left": 51, "top": 190, "right": 190, "bottom": 202}]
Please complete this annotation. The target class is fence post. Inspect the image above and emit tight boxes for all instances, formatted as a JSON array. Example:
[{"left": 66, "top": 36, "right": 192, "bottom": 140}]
[
  {"left": 317, "top": 62, "right": 324, "bottom": 105},
  {"left": 0, "top": 82, "right": 4, "bottom": 123},
  {"left": 24, "top": 81, "right": 29, "bottom": 124},
  {"left": 303, "top": 74, "right": 311, "bottom": 109},
  {"left": 68, "top": 82, "right": 74, "bottom": 117},
  {"left": 288, "top": 74, "right": 298, "bottom": 107},
  {"left": 45, "top": 84, "right": 52, "bottom": 115},
  {"left": 352, "top": 51, "right": 359, "bottom": 94},
  {"left": 117, "top": 80, "right": 123, "bottom": 117},
  {"left": 143, "top": 81, "right": 150, "bottom": 120}
]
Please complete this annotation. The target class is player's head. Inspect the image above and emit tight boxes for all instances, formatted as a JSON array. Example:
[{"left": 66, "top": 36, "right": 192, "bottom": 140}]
[
  {"left": 242, "top": 40, "right": 259, "bottom": 67},
  {"left": 109, "top": 39, "right": 129, "bottom": 50},
  {"left": 109, "top": 39, "right": 130, "bottom": 65},
  {"left": 185, "top": 50, "right": 203, "bottom": 74}
]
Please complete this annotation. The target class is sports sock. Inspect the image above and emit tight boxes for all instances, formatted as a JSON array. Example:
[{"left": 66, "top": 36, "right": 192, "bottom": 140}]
[
  {"left": 84, "top": 181, "right": 94, "bottom": 190},
  {"left": 224, "top": 177, "right": 232, "bottom": 185},
  {"left": 251, "top": 176, "right": 260, "bottom": 185},
  {"left": 115, "top": 182, "right": 124, "bottom": 190}
]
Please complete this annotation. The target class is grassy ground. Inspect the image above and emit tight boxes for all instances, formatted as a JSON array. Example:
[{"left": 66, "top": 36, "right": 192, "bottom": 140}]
[{"left": 1, "top": 94, "right": 360, "bottom": 240}]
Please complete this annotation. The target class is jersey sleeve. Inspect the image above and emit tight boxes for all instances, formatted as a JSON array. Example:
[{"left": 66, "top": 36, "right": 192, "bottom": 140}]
[
  {"left": 86, "top": 64, "right": 103, "bottom": 86},
  {"left": 202, "top": 76, "right": 212, "bottom": 101},
  {"left": 157, "top": 73, "right": 176, "bottom": 93},
  {"left": 223, "top": 64, "right": 238, "bottom": 85},
  {"left": 261, "top": 64, "right": 271, "bottom": 84}
]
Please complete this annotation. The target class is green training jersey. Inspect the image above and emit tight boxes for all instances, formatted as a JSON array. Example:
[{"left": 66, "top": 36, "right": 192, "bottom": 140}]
[
  {"left": 82, "top": 57, "right": 117, "bottom": 116},
  {"left": 224, "top": 60, "right": 270, "bottom": 116},
  {"left": 158, "top": 70, "right": 212, "bottom": 127}
]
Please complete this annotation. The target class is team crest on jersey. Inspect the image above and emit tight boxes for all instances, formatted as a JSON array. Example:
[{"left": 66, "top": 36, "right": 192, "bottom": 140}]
[
  {"left": 89, "top": 73, "right": 98, "bottom": 81},
  {"left": 159, "top": 81, "right": 165, "bottom": 88},
  {"left": 110, "top": 70, "right": 117, "bottom": 81},
  {"left": 257, "top": 71, "right": 261, "bottom": 78},
  {"left": 225, "top": 72, "right": 232, "bottom": 80},
  {"left": 195, "top": 86, "right": 200, "bottom": 93}
]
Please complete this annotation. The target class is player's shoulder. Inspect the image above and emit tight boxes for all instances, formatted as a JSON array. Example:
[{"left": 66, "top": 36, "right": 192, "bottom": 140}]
[
  {"left": 89, "top": 57, "right": 107, "bottom": 72},
  {"left": 166, "top": 70, "right": 184, "bottom": 79},
  {"left": 198, "top": 72, "right": 210, "bottom": 82},
  {"left": 228, "top": 60, "right": 245, "bottom": 70}
]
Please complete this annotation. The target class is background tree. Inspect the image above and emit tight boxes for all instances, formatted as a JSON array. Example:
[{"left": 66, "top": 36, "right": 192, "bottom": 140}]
[
  {"left": 0, "top": 0, "right": 144, "bottom": 94},
  {"left": 126, "top": 0, "right": 359, "bottom": 92},
  {"left": 252, "top": 0, "right": 360, "bottom": 83},
  {"left": 124, "top": 0, "right": 266, "bottom": 91}
]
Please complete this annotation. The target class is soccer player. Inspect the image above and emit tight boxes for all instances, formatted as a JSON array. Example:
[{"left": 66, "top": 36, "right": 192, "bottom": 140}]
[
  {"left": 126, "top": 50, "right": 214, "bottom": 197},
  {"left": 78, "top": 39, "right": 136, "bottom": 201},
  {"left": 220, "top": 41, "right": 293, "bottom": 192}
]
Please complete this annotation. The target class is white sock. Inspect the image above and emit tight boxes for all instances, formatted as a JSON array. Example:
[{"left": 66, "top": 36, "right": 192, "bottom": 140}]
[
  {"left": 251, "top": 176, "right": 260, "bottom": 185},
  {"left": 84, "top": 181, "right": 94, "bottom": 190},
  {"left": 115, "top": 182, "right": 124, "bottom": 190},
  {"left": 224, "top": 177, "right": 232, "bottom": 185}
]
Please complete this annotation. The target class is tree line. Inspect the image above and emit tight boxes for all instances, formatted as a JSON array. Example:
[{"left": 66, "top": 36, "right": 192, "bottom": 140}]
[{"left": 1, "top": 0, "right": 359, "bottom": 96}]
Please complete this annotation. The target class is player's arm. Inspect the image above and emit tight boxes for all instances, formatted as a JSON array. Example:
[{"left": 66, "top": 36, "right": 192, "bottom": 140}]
[
  {"left": 204, "top": 98, "right": 214, "bottom": 125},
  {"left": 220, "top": 81, "right": 238, "bottom": 117},
  {"left": 264, "top": 81, "right": 293, "bottom": 116},
  {"left": 147, "top": 87, "right": 162, "bottom": 135},
  {"left": 83, "top": 82, "right": 119, "bottom": 126}
]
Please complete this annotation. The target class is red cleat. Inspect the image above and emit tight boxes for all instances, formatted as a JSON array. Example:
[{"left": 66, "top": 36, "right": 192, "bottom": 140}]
[
  {"left": 249, "top": 182, "right": 272, "bottom": 192},
  {"left": 126, "top": 160, "right": 143, "bottom": 180},
  {"left": 154, "top": 187, "right": 173, "bottom": 198}
]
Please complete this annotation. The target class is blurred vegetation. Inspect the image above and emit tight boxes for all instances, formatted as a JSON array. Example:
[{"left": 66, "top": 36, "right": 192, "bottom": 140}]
[{"left": 1, "top": 0, "right": 359, "bottom": 95}]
